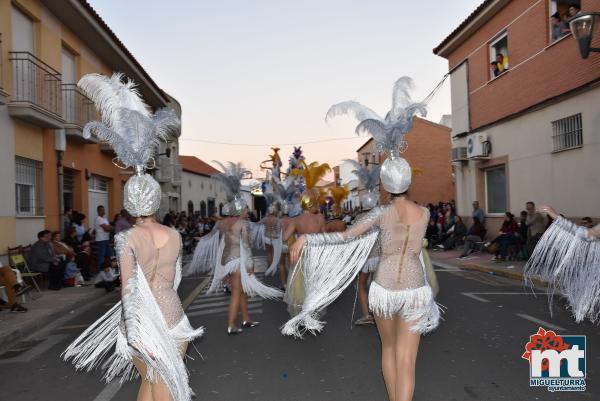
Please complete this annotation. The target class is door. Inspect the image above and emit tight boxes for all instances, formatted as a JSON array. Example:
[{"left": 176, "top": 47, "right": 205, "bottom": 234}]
[
  {"left": 88, "top": 175, "right": 109, "bottom": 230},
  {"left": 61, "top": 47, "right": 77, "bottom": 123},
  {"left": 11, "top": 6, "right": 35, "bottom": 102}
]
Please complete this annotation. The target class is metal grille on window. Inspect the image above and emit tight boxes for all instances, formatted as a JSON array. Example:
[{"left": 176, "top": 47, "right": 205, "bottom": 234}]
[
  {"left": 89, "top": 175, "right": 108, "bottom": 192},
  {"left": 15, "top": 156, "right": 43, "bottom": 215},
  {"left": 552, "top": 113, "right": 583, "bottom": 152}
]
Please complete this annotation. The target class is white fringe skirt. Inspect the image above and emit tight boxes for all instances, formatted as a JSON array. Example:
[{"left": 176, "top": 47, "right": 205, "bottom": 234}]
[{"left": 368, "top": 281, "right": 441, "bottom": 334}]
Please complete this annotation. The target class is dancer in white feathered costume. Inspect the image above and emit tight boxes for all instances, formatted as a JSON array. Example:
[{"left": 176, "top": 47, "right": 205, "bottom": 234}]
[
  {"left": 187, "top": 162, "right": 283, "bottom": 334},
  {"left": 283, "top": 77, "right": 442, "bottom": 401},
  {"left": 62, "top": 73, "right": 203, "bottom": 401},
  {"left": 343, "top": 159, "right": 382, "bottom": 326},
  {"left": 524, "top": 205, "right": 600, "bottom": 324}
]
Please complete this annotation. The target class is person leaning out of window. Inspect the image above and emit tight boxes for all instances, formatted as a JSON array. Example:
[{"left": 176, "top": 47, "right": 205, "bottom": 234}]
[{"left": 495, "top": 53, "right": 509, "bottom": 74}]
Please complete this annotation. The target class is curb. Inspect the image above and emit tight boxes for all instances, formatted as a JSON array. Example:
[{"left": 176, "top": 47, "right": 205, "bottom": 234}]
[
  {"left": 460, "top": 262, "right": 548, "bottom": 287},
  {"left": 0, "top": 289, "right": 112, "bottom": 354}
]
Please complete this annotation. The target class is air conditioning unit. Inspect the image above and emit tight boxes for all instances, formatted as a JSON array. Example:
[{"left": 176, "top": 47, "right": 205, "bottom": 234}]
[
  {"left": 467, "top": 133, "right": 491, "bottom": 159},
  {"left": 451, "top": 147, "right": 468, "bottom": 161}
]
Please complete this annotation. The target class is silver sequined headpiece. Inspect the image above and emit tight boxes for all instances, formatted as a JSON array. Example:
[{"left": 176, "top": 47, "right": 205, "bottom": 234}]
[
  {"left": 327, "top": 77, "right": 427, "bottom": 195},
  {"left": 78, "top": 73, "right": 180, "bottom": 217}
]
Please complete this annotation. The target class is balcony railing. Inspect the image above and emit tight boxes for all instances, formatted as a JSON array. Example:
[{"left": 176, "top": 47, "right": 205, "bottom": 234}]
[
  {"left": 9, "top": 51, "right": 62, "bottom": 119},
  {"left": 62, "top": 84, "right": 99, "bottom": 129}
]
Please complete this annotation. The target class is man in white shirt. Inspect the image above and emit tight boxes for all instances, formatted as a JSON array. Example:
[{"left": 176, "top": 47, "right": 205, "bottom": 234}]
[{"left": 94, "top": 205, "right": 113, "bottom": 270}]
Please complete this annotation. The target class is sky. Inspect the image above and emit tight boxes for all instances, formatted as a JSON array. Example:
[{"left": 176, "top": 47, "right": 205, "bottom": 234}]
[{"left": 89, "top": 0, "right": 482, "bottom": 178}]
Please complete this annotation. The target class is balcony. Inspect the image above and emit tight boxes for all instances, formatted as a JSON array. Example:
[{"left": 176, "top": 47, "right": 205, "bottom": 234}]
[
  {"left": 0, "top": 35, "right": 7, "bottom": 104},
  {"left": 172, "top": 163, "right": 182, "bottom": 185},
  {"left": 62, "top": 84, "right": 99, "bottom": 144},
  {"left": 8, "top": 52, "right": 64, "bottom": 128}
]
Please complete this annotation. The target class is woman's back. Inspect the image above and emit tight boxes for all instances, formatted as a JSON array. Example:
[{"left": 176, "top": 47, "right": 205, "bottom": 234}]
[{"left": 118, "top": 223, "right": 183, "bottom": 327}]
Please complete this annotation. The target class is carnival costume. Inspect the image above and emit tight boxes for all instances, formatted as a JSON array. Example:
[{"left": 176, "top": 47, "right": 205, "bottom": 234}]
[
  {"left": 187, "top": 162, "right": 283, "bottom": 300},
  {"left": 284, "top": 161, "right": 330, "bottom": 316},
  {"left": 524, "top": 217, "right": 600, "bottom": 323},
  {"left": 62, "top": 73, "right": 203, "bottom": 401},
  {"left": 282, "top": 77, "right": 441, "bottom": 337},
  {"left": 345, "top": 160, "right": 382, "bottom": 273}
]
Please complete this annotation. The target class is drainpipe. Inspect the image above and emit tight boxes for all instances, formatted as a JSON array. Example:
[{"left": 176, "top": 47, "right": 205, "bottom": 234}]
[{"left": 55, "top": 130, "right": 66, "bottom": 235}]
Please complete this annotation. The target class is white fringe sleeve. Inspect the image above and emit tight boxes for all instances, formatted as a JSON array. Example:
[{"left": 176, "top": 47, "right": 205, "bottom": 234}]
[
  {"left": 186, "top": 226, "right": 221, "bottom": 276},
  {"left": 524, "top": 216, "right": 600, "bottom": 323}
]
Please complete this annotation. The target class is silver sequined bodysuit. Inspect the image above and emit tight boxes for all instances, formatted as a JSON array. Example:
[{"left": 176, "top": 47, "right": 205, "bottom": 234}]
[
  {"left": 118, "top": 226, "right": 184, "bottom": 328},
  {"left": 339, "top": 205, "right": 429, "bottom": 290},
  {"left": 221, "top": 219, "right": 253, "bottom": 270}
]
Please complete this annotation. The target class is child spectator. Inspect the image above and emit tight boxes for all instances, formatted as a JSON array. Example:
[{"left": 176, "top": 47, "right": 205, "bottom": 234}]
[
  {"left": 64, "top": 256, "right": 85, "bottom": 287},
  {"left": 94, "top": 260, "right": 120, "bottom": 293}
]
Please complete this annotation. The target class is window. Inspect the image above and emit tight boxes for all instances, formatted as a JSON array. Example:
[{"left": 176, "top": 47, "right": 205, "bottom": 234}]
[
  {"left": 63, "top": 169, "right": 75, "bottom": 212},
  {"left": 15, "top": 156, "right": 43, "bottom": 216},
  {"left": 549, "top": 0, "right": 580, "bottom": 42},
  {"left": 89, "top": 175, "right": 108, "bottom": 192},
  {"left": 552, "top": 113, "right": 583, "bottom": 152},
  {"left": 485, "top": 166, "right": 506, "bottom": 215},
  {"left": 187, "top": 200, "right": 194, "bottom": 215},
  {"left": 489, "top": 32, "right": 509, "bottom": 79}
]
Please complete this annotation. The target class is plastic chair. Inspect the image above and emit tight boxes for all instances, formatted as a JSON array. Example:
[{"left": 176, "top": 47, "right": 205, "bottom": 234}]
[{"left": 8, "top": 246, "right": 42, "bottom": 294}]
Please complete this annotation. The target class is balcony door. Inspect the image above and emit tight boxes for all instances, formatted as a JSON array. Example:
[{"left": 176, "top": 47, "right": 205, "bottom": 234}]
[
  {"left": 11, "top": 6, "right": 35, "bottom": 102},
  {"left": 61, "top": 48, "right": 77, "bottom": 124}
]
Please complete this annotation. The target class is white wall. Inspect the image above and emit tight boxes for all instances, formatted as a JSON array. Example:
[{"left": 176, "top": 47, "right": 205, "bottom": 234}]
[
  {"left": 0, "top": 108, "right": 16, "bottom": 217},
  {"left": 181, "top": 171, "right": 227, "bottom": 216},
  {"left": 454, "top": 86, "right": 600, "bottom": 218},
  {"left": 450, "top": 62, "right": 469, "bottom": 136}
]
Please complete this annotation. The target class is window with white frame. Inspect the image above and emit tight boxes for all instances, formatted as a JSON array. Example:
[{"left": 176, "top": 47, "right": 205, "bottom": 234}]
[
  {"left": 489, "top": 32, "right": 509, "bottom": 79},
  {"left": 549, "top": 0, "right": 580, "bottom": 42},
  {"left": 552, "top": 113, "right": 583, "bottom": 152},
  {"left": 15, "top": 156, "right": 43, "bottom": 215},
  {"left": 485, "top": 165, "right": 507, "bottom": 215}
]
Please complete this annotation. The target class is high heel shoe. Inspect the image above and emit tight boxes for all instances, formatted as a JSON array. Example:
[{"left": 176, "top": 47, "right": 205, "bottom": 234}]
[
  {"left": 227, "top": 326, "right": 243, "bottom": 335},
  {"left": 242, "top": 321, "right": 260, "bottom": 328}
]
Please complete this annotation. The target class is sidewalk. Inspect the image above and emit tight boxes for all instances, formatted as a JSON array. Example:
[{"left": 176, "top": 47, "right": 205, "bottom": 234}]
[
  {"left": 428, "top": 247, "right": 538, "bottom": 283},
  {"left": 0, "top": 284, "right": 113, "bottom": 353}
]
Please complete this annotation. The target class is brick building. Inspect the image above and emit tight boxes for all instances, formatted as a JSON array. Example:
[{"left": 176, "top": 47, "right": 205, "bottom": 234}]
[
  {"left": 355, "top": 117, "right": 454, "bottom": 206},
  {"left": 434, "top": 0, "right": 600, "bottom": 232}
]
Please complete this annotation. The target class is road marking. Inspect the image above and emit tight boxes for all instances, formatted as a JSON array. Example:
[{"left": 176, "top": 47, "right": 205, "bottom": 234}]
[
  {"left": 0, "top": 334, "right": 68, "bottom": 364},
  {"left": 515, "top": 313, "right": 566, "bottom": 331},
  {"left": 182, "top": 276, "right": 212, "bottom": 309},
  {"left": 92, "top": 382, "right": 122, "bottom": 401},
  {"left": 461, "top": 292, "right": 490, "bottom": 303},
  {"left": 188, "top": 299, "right": 261, "bottom": 311},
  {"left": 188, "top": 306, "right": 263, "bottom": 318},
  {"left": 467, "top": 292, "right": 544, "bottom": 295}
]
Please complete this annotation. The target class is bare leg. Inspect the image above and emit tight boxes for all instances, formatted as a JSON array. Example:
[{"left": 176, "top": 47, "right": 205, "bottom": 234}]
[
  {"left": 227, "top": 271, "right": 242, "bottom": 328},
  {"left": 240, "top": 291, "right": 252, "bottom": 322},
  {"left": 375, "top": 315, "right": 397, "bottom": 401},
  {"left": 266, "top": 245, "right": 273, "bottom": 267},
  {"left": 358, "top": 273, "right": 370, "bottom": 318},
  {"left": 394, "top": 317, "right": 421, "bottom": 401},
  {"left": 132, "top": 358, "right": 152, "bottom": 401},
  {"left": 278, "top": 254, "right": 288, "bottom": 288}
]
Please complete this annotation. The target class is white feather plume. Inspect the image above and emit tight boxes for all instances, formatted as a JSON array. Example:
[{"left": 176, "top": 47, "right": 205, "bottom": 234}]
[
  {"left": 325, "top": 76, "right": 427, "bottom": 154},
  {"left": 342, "top": 159, "right": 381, "bottom": 191},
  {"left": 78, "top": 73, "right": 180, "bottom": 169}
]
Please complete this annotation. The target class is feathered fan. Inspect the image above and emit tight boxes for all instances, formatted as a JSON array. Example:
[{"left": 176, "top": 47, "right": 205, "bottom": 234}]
[
  {"left": 325, "top": 76, "right": 427, "bottom": 154},
  {"left": 290, "top": 160, "right": 331, "bottom": 189},
  {"left": 329, "top": 185, "right": 349, "bottom": 208},
  {"left": 342, "top": 159, "right": 381, "bottom": 191},
  {"left": 212, "top": 161, "right": 251, "bottom": 202},
  {"left": 78, "top": 73, "right": 180, "bottom": 169}
]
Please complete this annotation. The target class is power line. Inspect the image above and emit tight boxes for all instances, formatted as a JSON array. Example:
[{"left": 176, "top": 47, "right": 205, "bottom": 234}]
[{"left": 179, "top": 136, "right": 365, "bottom": 147}]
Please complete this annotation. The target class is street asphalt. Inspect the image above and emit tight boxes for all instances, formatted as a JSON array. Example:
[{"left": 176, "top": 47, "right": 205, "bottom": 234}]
[{"left": 2, "top": 264, "right": 599, "bottom": 401}]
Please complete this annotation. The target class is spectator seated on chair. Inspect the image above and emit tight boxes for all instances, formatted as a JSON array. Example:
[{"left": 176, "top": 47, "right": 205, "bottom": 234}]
[
  {"left": 94, "top": 260, "right": 120, "bottom": 293},
  {"left": 75, "top": 241, "right": 93, "bottom": 281},
  {"left": 0, "top": 263, "right": 28, "bottom": 313},
  {"left": 425, "top": 217, "right": 440, "bottom": 248},
  {"left": 52, "top": 231, "right": 75, "bottom": 260},
  {"left": 486, "top": 212, "right": 519, "bottom": 261},
  {"left": 30, "top": 230, "right": 66, "bottom": 291},
  {"left": 436, "top": 215, "right": 467, "bottom": 250},
  {"left": 64, "top": 256, "right": 85, "bottom": 287},
  {"left": 459, "top": 217, "right": 486, "bottom": 258}
]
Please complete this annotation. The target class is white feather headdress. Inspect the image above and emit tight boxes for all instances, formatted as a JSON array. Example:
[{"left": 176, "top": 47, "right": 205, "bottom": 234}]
[
  {"left": 342, "top": 159, "right": 381, "bottom": 191},
  {"left": 325, "top": 76, "right": 426, "bottom": 155},
  {"left": 79, "top": 73, "right": 180, "bottom": 171}
]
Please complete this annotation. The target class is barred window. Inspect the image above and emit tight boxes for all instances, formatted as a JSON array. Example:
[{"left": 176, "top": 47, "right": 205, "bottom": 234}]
[
  {"left": 15, "top": 156, "right": 43, "bottom": 216},
  {"left": 552, "top": 113, "right": 583, "bottom": 152}
]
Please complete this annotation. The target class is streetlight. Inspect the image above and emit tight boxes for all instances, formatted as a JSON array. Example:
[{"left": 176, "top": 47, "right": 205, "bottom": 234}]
[{"left": 569, "top": 12, "right": 600, "bottom": 59}]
